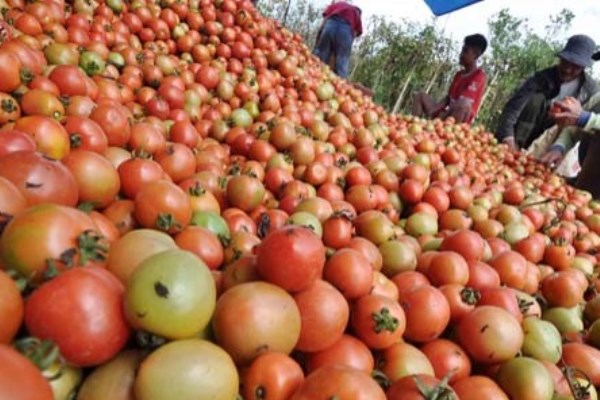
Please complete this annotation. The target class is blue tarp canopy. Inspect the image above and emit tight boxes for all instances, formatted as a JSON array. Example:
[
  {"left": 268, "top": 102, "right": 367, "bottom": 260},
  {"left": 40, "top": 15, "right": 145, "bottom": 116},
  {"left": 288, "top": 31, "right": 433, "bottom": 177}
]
[{"left": 423, "top": 0, "right": 484, "bottom": 16}]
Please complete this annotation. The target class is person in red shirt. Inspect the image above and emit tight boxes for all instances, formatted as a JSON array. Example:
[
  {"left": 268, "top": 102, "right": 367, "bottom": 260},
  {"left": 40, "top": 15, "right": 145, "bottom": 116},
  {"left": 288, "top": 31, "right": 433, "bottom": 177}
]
[
  {"left": 412, "top": 34, "right": 488, "bottom": 124},
  {"left": 314, "top": 0, "right": 363, "bottom": 78}
]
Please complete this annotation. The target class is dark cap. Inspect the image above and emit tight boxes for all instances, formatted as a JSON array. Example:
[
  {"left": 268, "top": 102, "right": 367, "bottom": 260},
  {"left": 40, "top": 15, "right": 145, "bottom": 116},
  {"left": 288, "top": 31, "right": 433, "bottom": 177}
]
[
  {"left": 594, "top": 51, "right": 600, "bottom": 61},
  {"left": 557, "top": 35, "right": 597, "bottom": 68}
]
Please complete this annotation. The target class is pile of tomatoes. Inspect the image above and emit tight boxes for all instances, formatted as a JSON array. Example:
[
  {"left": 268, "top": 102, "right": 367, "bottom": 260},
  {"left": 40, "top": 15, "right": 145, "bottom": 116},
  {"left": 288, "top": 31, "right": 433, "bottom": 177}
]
[{"left": 1, "top": 0, "right": 600, "bottom": 399}]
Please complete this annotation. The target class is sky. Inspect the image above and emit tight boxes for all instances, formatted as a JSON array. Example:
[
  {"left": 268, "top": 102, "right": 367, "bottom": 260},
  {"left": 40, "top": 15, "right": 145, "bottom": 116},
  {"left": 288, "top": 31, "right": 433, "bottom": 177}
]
[{"left": 312, "top": 0, "right": 600, "bottom": 75}]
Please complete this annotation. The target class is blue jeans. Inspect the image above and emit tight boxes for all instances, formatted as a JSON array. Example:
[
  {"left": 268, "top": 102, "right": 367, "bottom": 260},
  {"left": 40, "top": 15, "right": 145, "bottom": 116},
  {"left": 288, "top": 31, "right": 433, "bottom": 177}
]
[{"left": 314, "top": 17, "right": 353, "bottom": 78}]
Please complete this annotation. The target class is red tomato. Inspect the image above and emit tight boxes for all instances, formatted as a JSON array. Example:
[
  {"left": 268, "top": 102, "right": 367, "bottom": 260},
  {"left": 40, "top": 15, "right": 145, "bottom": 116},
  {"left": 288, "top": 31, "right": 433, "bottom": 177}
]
[
  {"left": 24, "top": 267, "right": 130, "bottom": 367},
  {"left": 401, "top": 285, "right": 450, "bottom": 343},
  {"left": 304, "top": 334, "right": 375, "bottom": 374},
  {"left": 291, "top": 365, "right": 386, "bottom": 400},
  {"left": 242, "top": 352, "right": 304, "bottom": 400},
  {"left": 256, "top": 226, "right": 326, "bottom": 292},
  {"left": 351, "top": 293, "right": 405, "bottom": 350},
  {"left": 293, "top": 280, "right": 349, "bottom": 352},
  {"left": 0, "top": 270, "right": 23, "bottom": 344},
  {"left": 0, "top": 344, "right": 53, "bottom": 400},
  {"left": 0, "top": 150, "right": 78, "bottom": 206}
]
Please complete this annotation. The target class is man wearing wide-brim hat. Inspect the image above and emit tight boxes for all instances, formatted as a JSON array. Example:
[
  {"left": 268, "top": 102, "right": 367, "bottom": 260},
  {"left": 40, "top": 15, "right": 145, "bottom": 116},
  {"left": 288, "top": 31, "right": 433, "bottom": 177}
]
[{"left": 495, "top": 34, "right": 599, "bottom": 153}]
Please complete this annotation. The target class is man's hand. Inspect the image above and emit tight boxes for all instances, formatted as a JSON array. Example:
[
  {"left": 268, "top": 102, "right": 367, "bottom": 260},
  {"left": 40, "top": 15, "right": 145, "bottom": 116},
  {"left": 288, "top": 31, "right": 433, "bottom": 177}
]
[
  {"left": 540, "top": 148, "right": 564, "bottom": 169},
  {"left": 552, "top": 97, "right": 583, "bottom": 126},
  {"left": 502, "top": 136, "right": 518, "bottom": 151}
]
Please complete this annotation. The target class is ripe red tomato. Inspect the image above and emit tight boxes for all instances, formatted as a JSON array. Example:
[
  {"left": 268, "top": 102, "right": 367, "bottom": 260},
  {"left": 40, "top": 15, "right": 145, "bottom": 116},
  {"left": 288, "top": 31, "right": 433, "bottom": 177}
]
[
  {"left": 0, "top": 344, "right": 53, "bottom": 400},
  {"left": 351, "top": 293, "right": 405, "bottom": 349},
  {"left": 293, "top": 279, "right": 349, "bottom": 352},
  {"left": 24, "top": 267, "right": 130, "bottom": 367},
  {"left": 134, "top": 180, "right": 192, "bottom": 233},
  {"left": 256, "top": 225, "right": 325, "bottom": 292},
  {"left": 242, "top": 352, "right": 304, "bottom": 400},
  {"left": 291, "top": 365, "right": 386, "bottom": 400},
  {"left": 0, "top": 270, "right": 23, "bottom": 344}
]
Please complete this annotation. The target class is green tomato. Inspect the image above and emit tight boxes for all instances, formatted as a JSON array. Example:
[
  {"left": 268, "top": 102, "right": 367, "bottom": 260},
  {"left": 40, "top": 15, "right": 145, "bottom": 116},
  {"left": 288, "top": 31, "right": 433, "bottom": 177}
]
[
  {"left": 135, "top": 339, "right": 238, "bottom": 400},
  {"left": 502, "top": 222, "right": 530, "bottom": 245},
  {"left": 521, "top": 317, "right": 562, "bottom": 363},
  {"left": 46, "top": 362, "right": 81, "bottom": 400},
  {"left": 230, "top": 108, "right": 253, "bottom": 128},
  {"left": 79, "top": 51, "right": 106, "bottom": 76},
  {"left": 542, "top": 306, "right": 584, "bottom": 335},
  {"left": 106, "top": 0, "right": 124, "bottom": 13},
  {"left": 124, "top": 249, "right": 216, "bottom": 340},
  {"left": 316, "top": 82, "right": 334, "bottom": 101},
  {"left": 243, "top": 101, "right": 260, "bottom": 119},
  {"left": 405, "top": 212, "right": 438, "bottom": 237},
  {"left": 497, "top": 357, "right": 554, "bottom": 400},
  {"left": 287, "top": 212, "right": 322, "bottom": 238},
  {"left": 107, "top": 52, "right": 125, "bottom": 69},
  {"left": 378, "top": 239, "right": 417, "bottom": 277},
  {"left": 190, "top": 211, "right": 231, "bottom": 244}
]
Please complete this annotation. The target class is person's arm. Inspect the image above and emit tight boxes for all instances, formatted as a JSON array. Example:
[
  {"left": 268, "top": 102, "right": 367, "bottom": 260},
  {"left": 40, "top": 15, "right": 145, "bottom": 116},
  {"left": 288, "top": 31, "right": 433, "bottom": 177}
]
[{"left": 495, "top": 74, "right": 541, "bottom": 147}]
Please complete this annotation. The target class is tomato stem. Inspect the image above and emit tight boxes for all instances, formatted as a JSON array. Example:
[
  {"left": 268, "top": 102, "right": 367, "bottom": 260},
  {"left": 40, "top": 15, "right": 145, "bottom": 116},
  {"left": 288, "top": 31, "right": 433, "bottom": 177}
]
[
  {"left": 372, "top": 307, "right": 399, "bottom": 334},
  {"left": 135, "top": 331, "right": 167, "bottom": 350},
  {"left": 13, "top": 337, "right": 64, "bottom": 377},
  {"left": 77, "top": 230, "right": 109, "bottom": 265}
]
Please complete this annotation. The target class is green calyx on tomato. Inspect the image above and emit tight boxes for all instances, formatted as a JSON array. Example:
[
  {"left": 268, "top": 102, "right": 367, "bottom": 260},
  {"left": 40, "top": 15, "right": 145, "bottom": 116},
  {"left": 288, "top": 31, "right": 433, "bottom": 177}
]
[
  {"left": 13, "top": 337, "right": 62, "bottom": 375},
  {"left": 372, "top": 307, "right": 400, "bottom": 334}
]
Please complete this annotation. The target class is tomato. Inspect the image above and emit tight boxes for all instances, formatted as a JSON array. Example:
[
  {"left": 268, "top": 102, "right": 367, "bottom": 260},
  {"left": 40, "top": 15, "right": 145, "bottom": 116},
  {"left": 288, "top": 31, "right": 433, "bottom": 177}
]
[
  {"left": 405, "top": 211, "right": 439, "bottom": 237},
  {"left": 478, "top": 286, "right": 523, "bottom": 322},
  {"left": 322, "top": 248, "right": 372, "bottom": 300},
  {"left": 421, "top": 339, "right": 471, "bottom": 384},
  {"left": 521, "top": 316, "right": 562, "bottom": 364},
  {"left": 386, "top": 374, "right": 458, "bottom": 400},
  {"left": 135, "top": 339, "right": 238, "bottom": 400},
  {"left": 124, "top": 249, "right": 216, "bottom": 340},
  {"left": 0, "top": 344, "right": 53, "bottom": 400},
  {"left": 226, "top": 174, "right": 266, "bottom": 213},
  {"left": 77, "top": 350, "right": 144, "bottom": 400},
  {"left": 20, "top": 89, "right": 65, "bottom": 120},
  {"left": 496, "top": 357, "right": 554, "bottom": 400},
  {"left": 134, "top": 180, "right": 192, "bottom": 233},
  {"left": 562, "top": 342, "right": 600, "bottom": 386},
  {"left": 467, "top": 260, "right": 501, "bottom": 291},
  {"left": 0, "top": 150, "right": 78, "bottom": 206},
  {"left": 0, "top": 129, "right": 37, "bottom": 157},
  {"left": 452, "top": 376, "right": 508, "bottom": 400},
  {"left": 89, "top": 104, "right": 131, "bottom": 147},
  {"left": 62, "top": 149, "right": 120, "bottom": 208},
  {"left": 0, "top": 93, "right": 21, "bottom": 125},
  {"left": 440, "top": 229, "right": 485, "bottom": 261},
  {"left": 0, "top": 270, "right": 23, "bottom": 344},
  {"left": 24, "top": 267, "right": 130, "bottom": 367},
  {"left": 256, "top": 225, "right": 325, "bottom": 292},
  {"left": 401, "top": 285, "right": 450, "bottom": 343},
  {"left": 378, "top": 239, "right": 418, "bottom": 277},
  {"left": 242, "top": 352, "right": 304, "bottom": 400},
  {"left": 305, "top": 334, "right": 375, "bottom": 374},
  {"left": 542, "top": 306, "right": 584, "bottom": 335},
  {"left": 212, "top": 281, "right": 301, "bottom": 366},
  {"left": 0, "top": 175, "right": 27, "bottom": 219},
  {"left": 488, "top": 250, "right": 528, "bottom": 290},
  {"left": 45, "top": 361, "right": 81, "bottom": 400},
  {"left": 13, "top": 116, "right": 70, "bottom": 160},
  {"left": 0, "top": 204, "right": 104, "bottom": 281},
  {"left": 293, "top": 280, "right": 349, "bottom": 352},
  {"left": 457, "top": 305, "right": 523, "bottom": 365},
  {"left": 377, "top": 341, "right": 434, "bottom": 383},
  {"left": 190, "top": 210, "right": 232, "bottom": 243},
  {"left": 426, "top": 251, "right": 470, "bottom": 286},
  {"left": 351, "top": 293, "right": 405, "bottom": 350},
  {"left": 63, "top": 116, "right": 108, "bottom": 154},
  {"left": 541, "top": 270, "right": 586, "bottom": 308},
  {"left": 175, "top": 226, "right": 224, "bottom": 270},
  {"left": 290, "top": 365, "right": 386, "bottom": 400}
]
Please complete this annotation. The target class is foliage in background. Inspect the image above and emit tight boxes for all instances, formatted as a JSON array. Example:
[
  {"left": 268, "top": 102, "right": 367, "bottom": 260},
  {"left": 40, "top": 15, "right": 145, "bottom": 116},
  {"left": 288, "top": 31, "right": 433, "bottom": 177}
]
[{"left": 258, "top": 1, "right": 588, "bottom": 131}]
